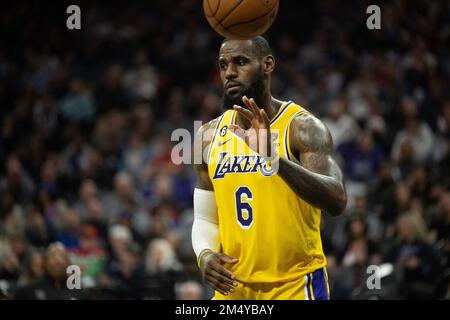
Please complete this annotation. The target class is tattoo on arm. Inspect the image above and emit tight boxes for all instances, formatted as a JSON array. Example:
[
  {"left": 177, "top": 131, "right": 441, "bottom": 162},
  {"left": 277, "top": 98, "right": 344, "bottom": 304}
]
[{"left": 277, "top": 113, "right": 347, "bottom": 216}]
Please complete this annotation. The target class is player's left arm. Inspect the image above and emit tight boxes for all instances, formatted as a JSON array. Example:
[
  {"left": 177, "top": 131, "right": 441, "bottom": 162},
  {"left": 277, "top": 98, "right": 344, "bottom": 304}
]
[{"left": 277, "top": 113, "right": 347, "bottom": 216}]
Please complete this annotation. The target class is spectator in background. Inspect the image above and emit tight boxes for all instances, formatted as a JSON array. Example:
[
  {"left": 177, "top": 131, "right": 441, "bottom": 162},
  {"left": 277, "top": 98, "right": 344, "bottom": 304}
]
[
  {"left": 340, "top": 217, "right": 374, "bottom": 268},
  {"left": 24, "top": 206, "right": 53, "bottom": 248},
  {"left": 74, "top": 179, "right": 100, "bottom": 219},
  {"left": 56, "top": 209, "right": 81, "bottom": 249},
  {"left": 95, "top": 64, "right": 130, "bottom": 114},
  {"left": 368, "top": 161, "right": 397, "bottom": 219},
  {"left": 14, "top": 242, "right": 91, "bottom": 299},
  {"left": 0, "top": 240, "right": 22, "bottom": 284},
  {"left": 122, "top": 131, "right": 152, "bottom": 184},
  {"left": 58, "top": 127, "right": 95, "bottom": 193},
  {"left": 58, "top": 79, "right": 97, "bottom": 123},
  {"left": 0, "top": 156, "right": 35, "bottom": 207},
  {"left": 428, "top": 191, "right": 450, "bottom": 267},
  {"left": 382, "top": 182, "right": 413, "bottom": 225},
  {"left": 391, "top": 110, "right": 435, "bottom": 165},
  {"left": 104, "top": 172, "right": 150, "bottom": 239},
  {"left": 433, "top": 101, "right": 450, "bottom": 162},
  {"left": 346, "top": 66, "right": 379, "bottom": 123},
  {"left": 407, "top": 166, "right": 432, "bottom": 204},
  {"left": 105, "top": 241, "right": 146, "bottom": 299},
  {"left": 143, "top": 238, "right": 182, "bottom": 299},
  {"left": 69, "top": 224, "right": 107, "bottom": 288},
  {"left": 323, "top": 97, "right": 361, "bottom": 149},
  {"left": 175, "top": 280, "right": 204, "bottom": 300},
  {"left": 123, "top": 49, "right": 159, "bottom": 102},
  {"left": 17, "top": 250, "right": 44, "bottom": 286},
  {"left": 32, "top": 93, "right": 61, "bottom": 150},
  {"left": 338, "top": 132, "right": 385, "bottom": 182},
  {"left": 385, "top": 214, "right": 440, "bottom": 299},
  {"left": 83, "top": 197, "right": 109, "bottom": 243},
  {"left": 105, "top": 224, "right": 133, "bottom": 269},
  {"left": 350, "top": 195, "right": 384, "bottom": 244}
]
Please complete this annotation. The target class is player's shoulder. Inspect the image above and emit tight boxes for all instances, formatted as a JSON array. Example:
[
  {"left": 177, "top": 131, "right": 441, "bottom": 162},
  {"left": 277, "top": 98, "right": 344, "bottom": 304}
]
[
  {"left": 286, "top": 101, "right": 324, "bottom": 130},
  {"left": 288, "top": 102, "right": 333, "bottom": 152}
]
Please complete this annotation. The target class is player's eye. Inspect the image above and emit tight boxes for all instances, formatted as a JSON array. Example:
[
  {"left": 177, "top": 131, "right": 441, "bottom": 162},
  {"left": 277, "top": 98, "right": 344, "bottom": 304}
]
[
  {"left": 220, "top": 62, "right": 227, "bottom": 70},
  {"left": 237, "top": 59, "right": 246, "bottom": 66}
]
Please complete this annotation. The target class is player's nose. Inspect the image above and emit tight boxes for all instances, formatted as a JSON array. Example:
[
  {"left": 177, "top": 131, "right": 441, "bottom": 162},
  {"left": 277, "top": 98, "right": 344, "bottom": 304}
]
[{"left": 225, "top": 63, "right": 238, "bottom": 79}]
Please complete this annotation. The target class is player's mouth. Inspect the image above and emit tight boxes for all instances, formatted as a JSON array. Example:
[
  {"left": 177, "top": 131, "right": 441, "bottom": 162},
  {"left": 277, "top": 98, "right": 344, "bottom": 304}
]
[{"left": 226, "top": 82, "right": 242, "bottom": 93}]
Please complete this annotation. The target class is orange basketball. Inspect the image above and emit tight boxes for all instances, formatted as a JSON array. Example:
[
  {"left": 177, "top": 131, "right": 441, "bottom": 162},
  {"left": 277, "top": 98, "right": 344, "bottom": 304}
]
[{"left": 203, "top": 0, "right": 279, "bottom": 40}]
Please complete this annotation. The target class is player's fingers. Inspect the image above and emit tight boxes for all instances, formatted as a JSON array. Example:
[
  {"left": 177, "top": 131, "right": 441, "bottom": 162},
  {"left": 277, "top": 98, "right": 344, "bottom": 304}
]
[
  {"left": 210, "top": 260, "right": 236, "bottom": 280},
  {"left": 206, "top": 268, "right": 237, "bottom": 288},
  {"left": 260, "top": 109, "right": 270, "bottom": 126},
  {"left": 242, "top": 95, "right": 251, "bottom": 109},
  {"left": 205, "top": 275, "right": 228, "bottom": 295},
  {"left": 205, "top": 275, "right": 233, "bottom": 295},
  {"left": 228, "top": 124, "right": 241, "bottom": 130},
  {"left": 233, "top": 104, "right": 253, "bottom": 121},
  {"left": 243, "top": 96, "right": 259, "bottom": 118},
  {"left": 228, "top": 124, "right": 246, "bottom": 140},
  {"left": 250, "top": 98, "right": 264, "bottom": 122},
  {"left": 218, "top": 253, "right": 239, "bottom": 265}
]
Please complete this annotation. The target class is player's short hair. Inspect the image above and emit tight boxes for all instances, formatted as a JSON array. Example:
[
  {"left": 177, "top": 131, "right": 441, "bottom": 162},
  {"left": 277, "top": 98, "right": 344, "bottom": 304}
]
[{"left": 222, "top": 36, "right": 273, "bottom": 59}]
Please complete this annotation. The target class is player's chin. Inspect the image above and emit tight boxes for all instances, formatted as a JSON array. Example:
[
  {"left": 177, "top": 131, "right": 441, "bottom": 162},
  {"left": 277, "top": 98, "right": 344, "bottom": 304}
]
[{"left": 223, "top": 92, "right": 244, "bottom": 110}]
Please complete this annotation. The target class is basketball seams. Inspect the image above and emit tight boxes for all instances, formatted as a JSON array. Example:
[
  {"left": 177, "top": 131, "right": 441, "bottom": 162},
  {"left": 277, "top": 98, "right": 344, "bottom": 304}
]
[
  {"left": 205, "top": 0, "right": 214, "bottom": 17},
  {"left": 213, "top": 0, "right": 221, "bottom": 16},
  {"left": 212, "top": 0, "right": 245, "bottom": 29},
  {"left": 205, "top": 0, "right": 220, "bottom": 18},
  {"left": 225, "top": 1, "right": 278, "bottom": 30},
  {"left": 205, "top": 0, "right": 278, "bottom": 39},
  {"left": 208, "top": 16, "right": 252, "bottom": 39}
]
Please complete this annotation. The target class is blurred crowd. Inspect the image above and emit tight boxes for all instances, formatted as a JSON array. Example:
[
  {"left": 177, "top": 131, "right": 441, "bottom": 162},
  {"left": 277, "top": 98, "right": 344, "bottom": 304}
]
[{"left": 0, "top": 0, "right": 449, "bottom": 299}]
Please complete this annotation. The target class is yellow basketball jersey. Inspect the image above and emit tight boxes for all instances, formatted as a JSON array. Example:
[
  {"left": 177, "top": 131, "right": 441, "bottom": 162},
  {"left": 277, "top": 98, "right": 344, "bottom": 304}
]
[{"left": 207, "top": 100, "right": 326, "bottom": 284}]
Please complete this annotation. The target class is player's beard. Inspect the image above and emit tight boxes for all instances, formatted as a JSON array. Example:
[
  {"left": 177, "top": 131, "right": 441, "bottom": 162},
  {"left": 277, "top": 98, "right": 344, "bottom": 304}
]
[{"left": 222, "top": 70, "right": 265, "bottom": 110}]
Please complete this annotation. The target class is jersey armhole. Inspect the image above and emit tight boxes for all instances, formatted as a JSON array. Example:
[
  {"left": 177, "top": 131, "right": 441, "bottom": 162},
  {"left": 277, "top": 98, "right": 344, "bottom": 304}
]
[{"left": 285, "top": 110, "right": 310, "bottom": 162}]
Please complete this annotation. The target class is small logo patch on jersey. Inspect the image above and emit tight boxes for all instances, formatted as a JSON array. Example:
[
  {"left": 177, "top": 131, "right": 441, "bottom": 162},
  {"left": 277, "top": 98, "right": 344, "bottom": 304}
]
[
  {"left": 220, "top": 126, "right": 227, "bottom": 137},
  {"left": 218, "top": 138, "right": 232, "bottom": 147}
]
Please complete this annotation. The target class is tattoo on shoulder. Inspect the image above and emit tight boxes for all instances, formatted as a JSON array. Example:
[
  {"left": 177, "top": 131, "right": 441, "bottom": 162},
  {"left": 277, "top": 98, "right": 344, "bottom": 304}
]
[{"left": 292, "top": 113, "right": 333, "bottom": 155}]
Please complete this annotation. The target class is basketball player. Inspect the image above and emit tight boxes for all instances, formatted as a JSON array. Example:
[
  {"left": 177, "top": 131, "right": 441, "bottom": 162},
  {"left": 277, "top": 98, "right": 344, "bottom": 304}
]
[{"left": 192, "top": 36, "right": 347, "bottom": 300}]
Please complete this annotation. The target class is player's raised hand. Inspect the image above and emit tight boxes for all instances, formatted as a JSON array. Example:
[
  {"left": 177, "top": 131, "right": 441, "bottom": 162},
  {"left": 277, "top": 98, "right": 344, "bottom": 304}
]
[
  {"left": 199, "top": 251, "right": 239, "bottom": 296},
  {"left": 230, "top": 96, "right": 277, "bottom": 161}
]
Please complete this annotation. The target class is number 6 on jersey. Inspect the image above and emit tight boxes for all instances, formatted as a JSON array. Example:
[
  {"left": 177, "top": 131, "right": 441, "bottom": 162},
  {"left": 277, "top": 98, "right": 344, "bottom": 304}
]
[{"left": 235, "top": 187, "right": 253, "bottom": 229}]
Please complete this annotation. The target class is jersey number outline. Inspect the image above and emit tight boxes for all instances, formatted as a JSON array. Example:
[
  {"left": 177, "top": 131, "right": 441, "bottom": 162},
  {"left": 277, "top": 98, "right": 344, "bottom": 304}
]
[{"left": 235, "top": 186, "right": 253, "bottom": 229}]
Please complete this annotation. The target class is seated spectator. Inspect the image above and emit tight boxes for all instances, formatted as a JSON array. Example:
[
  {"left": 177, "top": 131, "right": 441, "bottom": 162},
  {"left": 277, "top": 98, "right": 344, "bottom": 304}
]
[
  {"left": 385, "top": 214, "right": 440, "bottom": 299},
  {"left": 56, "top": 209, "right": 81, "bottom": 249},
  {"left": 142, "top": 238, "right": 182, "bottom": 299},
  {"left": 17, "top": 250, "right": 45, "bottom": 286},
  {"left": 58, "top": 79, "right": 97, "bottom": 123},
  {"left": 368, "top": 161, "right": 397, "bottom": 220},
  {"left": 13, "top": 242, "right": 91, "bottom": 299},
  {"left": 175, "top": 280, "right": 205, "bottom": 300},
  {"left": 0, "top": 156, "right": 35, "bottom": 207},
  {"left": 391, "top": 116, "right": 435, "bottom": 165},
  {"left": 102, "top": 241, "right": 146, "bottom": 299},
  {"left": 25, "top": 206, "right": 53, "bottom": 248},
  {"left": 338, "top": 131, "right": 385, "bottom": 182},
  {"left": 323, "top": 97, "right": 361, "bottom": 149}
]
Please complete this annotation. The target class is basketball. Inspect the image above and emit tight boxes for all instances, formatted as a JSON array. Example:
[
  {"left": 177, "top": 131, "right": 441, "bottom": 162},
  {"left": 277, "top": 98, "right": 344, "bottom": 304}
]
[{"left": 203, "top": 0, "right": 279, "bottom": 39}]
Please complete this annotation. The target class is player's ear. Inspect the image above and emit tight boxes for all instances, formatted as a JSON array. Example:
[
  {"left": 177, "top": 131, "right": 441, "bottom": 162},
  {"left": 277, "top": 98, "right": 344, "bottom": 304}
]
[{"left": 263, "top": 55, "right": 275, "bottom": 74}]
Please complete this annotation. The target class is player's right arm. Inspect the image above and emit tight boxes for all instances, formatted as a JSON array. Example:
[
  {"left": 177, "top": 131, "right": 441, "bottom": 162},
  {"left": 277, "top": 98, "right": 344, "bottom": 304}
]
[{"left": 192, "top": 119, "right": 238, "bottom": 296}]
